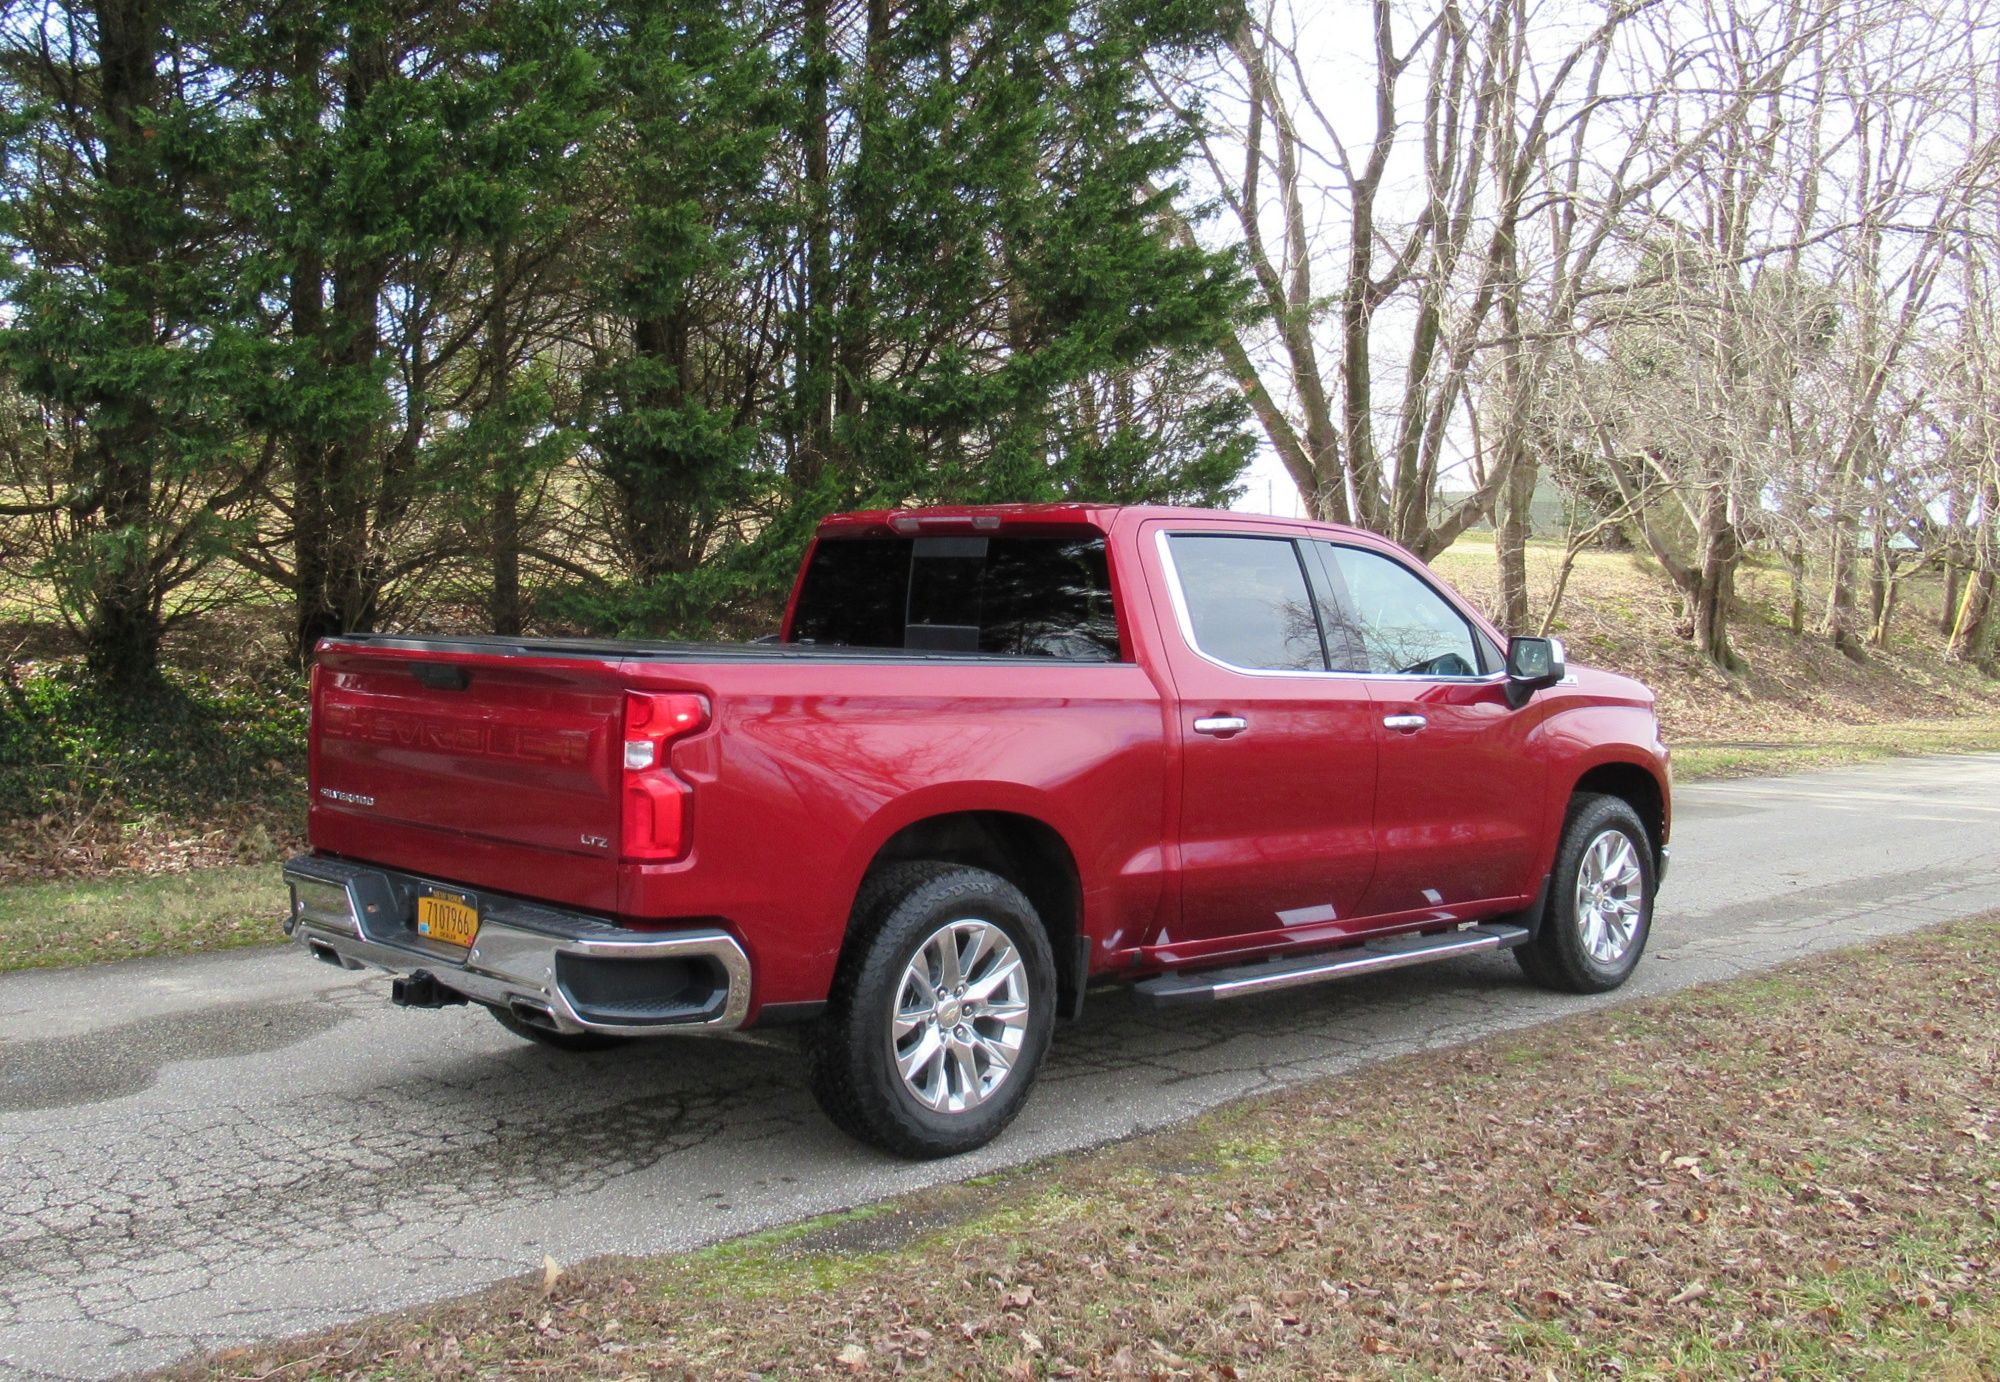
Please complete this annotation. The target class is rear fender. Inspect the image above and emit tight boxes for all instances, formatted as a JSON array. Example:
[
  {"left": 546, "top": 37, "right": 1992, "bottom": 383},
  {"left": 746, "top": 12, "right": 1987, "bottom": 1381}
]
[{"left": 838, "top": 784, "right": 1085, "bottom": 915}]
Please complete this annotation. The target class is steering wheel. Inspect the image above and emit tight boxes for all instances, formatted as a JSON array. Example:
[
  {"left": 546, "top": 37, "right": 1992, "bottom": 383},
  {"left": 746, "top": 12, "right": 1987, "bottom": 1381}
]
[{"left": 1395, "top": 652, "right": 1474, "bottom": 677}]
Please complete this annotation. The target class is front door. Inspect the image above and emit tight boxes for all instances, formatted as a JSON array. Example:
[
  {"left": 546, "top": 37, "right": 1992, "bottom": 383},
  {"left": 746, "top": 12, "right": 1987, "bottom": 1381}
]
[
  {"left": 1306, "top": 540, "right": 1546, "bottom": 917},
  {"left": 1145, "top": 526, "right": 1380, "bottom": 962}
]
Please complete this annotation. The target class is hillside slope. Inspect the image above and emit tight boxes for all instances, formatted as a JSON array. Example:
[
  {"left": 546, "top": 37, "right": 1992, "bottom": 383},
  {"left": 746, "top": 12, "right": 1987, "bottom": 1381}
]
[{"left": 1431, "top": 538, "right": 2000, "bottom": 746}]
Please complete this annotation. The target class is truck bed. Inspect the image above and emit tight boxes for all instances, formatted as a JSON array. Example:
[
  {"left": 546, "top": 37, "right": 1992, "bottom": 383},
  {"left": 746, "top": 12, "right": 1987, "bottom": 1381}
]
[{"left": 326, "top": 631, "right": 1107, "bottom": 666}]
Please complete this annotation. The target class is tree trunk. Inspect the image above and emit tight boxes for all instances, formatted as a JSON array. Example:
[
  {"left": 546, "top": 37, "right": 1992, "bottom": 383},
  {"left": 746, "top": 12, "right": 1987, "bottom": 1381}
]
[
  {"left": 612, "top": 311, "right": 700, "bottom": 585},
  {"left": 489, "top": 476, "right": 522, "bottom": 636},
  {"left": 1948, "top": 473, "right": 1999, "bottom": 667},
  {"left": 289, "top": 248, "right": 334, "bottom": 658},
  {"left": 1950, "top": 566, "right": 1996, "bottom": 667},
  {"left": 1787, "top": 542, "right": 1806, "bottom": 636},
  {"left": 486, "top": 241, "right": 522, "bottom": 637},
  {"left": 1692, "top": 576, "right": 1735, "bottom": 670},
  {"left": 294, "top": 25, "right": 391, "bottom": 658},
  {"left": 1493, "top": 448, "right": 1534, "bottom": 633},
  {"left": 832, "top": 0, "right": 891, "bottom": 439},
  {"left": 1939, "top": 483, "right": 1962, "bottom": 636},
  {"left": 1691, "top": 485, "right": 1746, "bottom": 673},
  {"left": 1866, "top": 503, "right": 1892, "bottom": 645},
  {"left": 1824, "top": 507, "right": 1867, "bottom": 661},
  {"left": 1871, "top": 574, "right": 1899, "bottom": 648},
  {"left": 793, "top": 0, "right": 835, "bottom": 491},
  {"left": 84, "top": 0, "right": 165, "bottom": 694}
]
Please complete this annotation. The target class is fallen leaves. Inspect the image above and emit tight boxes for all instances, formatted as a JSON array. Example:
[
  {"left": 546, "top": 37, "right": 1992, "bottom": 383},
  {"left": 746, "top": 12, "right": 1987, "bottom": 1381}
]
[{"left": 156, "top": 918, "right": 2000, "bottom": 1382}]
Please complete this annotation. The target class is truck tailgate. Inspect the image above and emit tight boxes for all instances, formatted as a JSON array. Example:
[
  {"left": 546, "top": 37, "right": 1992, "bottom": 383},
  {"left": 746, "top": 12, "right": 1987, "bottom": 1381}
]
[{"left": 311, "top": 645, "right": 626, "bottom": 881}]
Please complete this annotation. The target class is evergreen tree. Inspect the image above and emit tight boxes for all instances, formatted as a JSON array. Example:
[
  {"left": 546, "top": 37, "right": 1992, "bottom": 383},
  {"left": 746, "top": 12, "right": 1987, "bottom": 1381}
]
[
  {"left": 232, "top": 0, "right": 447, "bottom": 655},
  {"left": 747, "top": 0, "right": 1252, "bottom": 592},
  {"left": 2, "top": 0, "right": 1256, "bottom": 661},
  {"left": 421, "top": 0, "right": 603, "bottom": 635},
  {"left": 579, "top": 0, "right": 784, "bottom": 605},
  {"left": 0, "top": 0, "right": 265, "bottom": 692},
  {"left": 234, "top": 0, "right": 599, "bottom": 652}
]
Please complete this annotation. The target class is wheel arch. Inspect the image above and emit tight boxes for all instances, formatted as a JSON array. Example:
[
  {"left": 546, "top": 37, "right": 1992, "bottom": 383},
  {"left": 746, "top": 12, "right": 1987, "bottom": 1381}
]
[
  {"left": 1569, "top": 759, "right": 1668, "bottom": 870},
  {"left": 850, "top": 807, "right": 1087, "bottom": 1018}
]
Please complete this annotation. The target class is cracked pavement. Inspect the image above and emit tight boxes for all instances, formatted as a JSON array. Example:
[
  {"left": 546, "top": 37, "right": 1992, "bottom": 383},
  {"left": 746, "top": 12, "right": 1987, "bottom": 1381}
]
[{"left": 4, "top": 753, "right": 2000, "bottom": 1379}]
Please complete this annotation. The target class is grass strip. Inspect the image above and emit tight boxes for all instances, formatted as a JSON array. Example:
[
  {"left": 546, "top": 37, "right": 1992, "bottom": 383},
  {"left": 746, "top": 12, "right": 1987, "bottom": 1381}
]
[
  {"left": 1672, "top": 713, "right": 2000, "bottom": 781},
  {"left": 162, "top": 914, "right": 2000, "bottom": 1380},
  {"left": 0, "top": 865, "right": 286, "bottom": 972}
]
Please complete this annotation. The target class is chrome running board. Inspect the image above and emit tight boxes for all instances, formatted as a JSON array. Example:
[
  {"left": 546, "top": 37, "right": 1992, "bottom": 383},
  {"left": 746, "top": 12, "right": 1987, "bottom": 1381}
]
[{"left": 1133, "top": 922, "right": 1531, "bottom": 1008}]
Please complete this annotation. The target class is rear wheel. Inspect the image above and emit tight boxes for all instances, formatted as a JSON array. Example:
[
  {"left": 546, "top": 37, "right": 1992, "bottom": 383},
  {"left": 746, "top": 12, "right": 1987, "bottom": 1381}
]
[
  {"left": 809, "top": 862, "right": 1056, "bottom": 1159},
  {"left": 489, "top": 1005, "right": 631, "bottom": 1053},
  {"left": 1517, "top": 793, "right": 1655, "bottom": 994}
]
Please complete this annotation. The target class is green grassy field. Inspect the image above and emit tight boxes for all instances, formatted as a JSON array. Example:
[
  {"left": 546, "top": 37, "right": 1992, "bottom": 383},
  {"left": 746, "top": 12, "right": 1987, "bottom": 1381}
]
[
  {"left": 1670, "top": 712, "right": 2000, "bottom": 779},
  {"left": 4, "top": 532, "right": 1998, "bottom": 975},
  {"left": 3, "top": 715, "right": 1999, "bottom": 976}
]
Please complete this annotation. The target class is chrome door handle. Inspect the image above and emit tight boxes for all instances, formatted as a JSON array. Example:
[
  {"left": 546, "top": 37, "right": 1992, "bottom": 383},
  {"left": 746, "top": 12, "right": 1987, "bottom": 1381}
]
[
  {"left": 1193, "top": 716, "right": 1249, "bottom": 737},
  {"left": 1382, "top": 714, "right": 1428, "bottom": 733}
]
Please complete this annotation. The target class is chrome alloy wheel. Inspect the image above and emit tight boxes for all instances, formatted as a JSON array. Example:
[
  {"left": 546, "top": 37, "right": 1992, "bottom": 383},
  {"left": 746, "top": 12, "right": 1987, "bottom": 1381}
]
[
  {"left": 1575, "top": 828, "right": 1645, "bottom": 964},
  {"left": 890, "top": 918, "right": 1031, "bottom": 1114}
]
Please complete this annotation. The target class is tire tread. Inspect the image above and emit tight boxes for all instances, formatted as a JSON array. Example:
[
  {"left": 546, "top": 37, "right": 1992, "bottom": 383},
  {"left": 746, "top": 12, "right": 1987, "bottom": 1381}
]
[
  {"left": 809, "top": 862, "right": 1055, "bottom": 1158},
  {"left": 1516, "top": 792, "right": 1654, "bottom": 995}
]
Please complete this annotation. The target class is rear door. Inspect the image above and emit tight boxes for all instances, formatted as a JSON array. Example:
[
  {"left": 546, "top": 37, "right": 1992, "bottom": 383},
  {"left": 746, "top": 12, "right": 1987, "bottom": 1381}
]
[
  {"left": 1143, "top": 524, "right": 1379, "bottom": 959},
  {"left": 1305, "top": 541, "right": 1546, "bottom": 916}
]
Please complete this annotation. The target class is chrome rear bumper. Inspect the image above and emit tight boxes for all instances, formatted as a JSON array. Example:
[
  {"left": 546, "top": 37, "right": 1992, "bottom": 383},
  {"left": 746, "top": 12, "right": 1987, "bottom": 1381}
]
[{"left": 282, "top": 854, "right": 752, "bottom": 1035}]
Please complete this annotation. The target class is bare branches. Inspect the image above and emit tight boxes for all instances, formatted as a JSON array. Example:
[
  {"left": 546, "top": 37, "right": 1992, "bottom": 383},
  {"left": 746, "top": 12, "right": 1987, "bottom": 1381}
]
[{"left": 1164, "top": 0, "right": 2000, "bottom": 670}]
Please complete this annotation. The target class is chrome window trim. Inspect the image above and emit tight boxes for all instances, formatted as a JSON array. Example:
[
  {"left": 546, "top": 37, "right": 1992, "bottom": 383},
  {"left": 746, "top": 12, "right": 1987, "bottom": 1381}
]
[{"left": 1152, "top": 528, "right": 1506, "bottom": 686}]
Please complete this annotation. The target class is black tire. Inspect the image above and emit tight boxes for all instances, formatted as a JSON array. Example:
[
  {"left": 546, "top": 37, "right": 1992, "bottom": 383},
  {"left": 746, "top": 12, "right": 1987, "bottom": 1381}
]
[
  {"left": 1517, "top": 792, "right": 1655, "bottom": 994},
  {"left": 489, "top": 1005, "right": 632, "bottom": 1053},
  {"left": 809, "top": 862, "right": 1057, "bottom": 1159}
]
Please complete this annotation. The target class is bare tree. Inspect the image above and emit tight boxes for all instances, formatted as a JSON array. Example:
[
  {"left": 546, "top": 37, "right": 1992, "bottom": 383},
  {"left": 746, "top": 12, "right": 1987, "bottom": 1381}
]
[{"left": 1161, "top": 0, "right": 1825, "bottom": 640}]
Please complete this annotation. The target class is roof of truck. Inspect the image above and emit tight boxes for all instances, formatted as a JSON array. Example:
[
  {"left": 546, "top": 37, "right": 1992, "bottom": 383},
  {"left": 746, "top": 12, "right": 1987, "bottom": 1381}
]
[{"left": 816, "top": 503, "right": 1378, "bottom": 543}]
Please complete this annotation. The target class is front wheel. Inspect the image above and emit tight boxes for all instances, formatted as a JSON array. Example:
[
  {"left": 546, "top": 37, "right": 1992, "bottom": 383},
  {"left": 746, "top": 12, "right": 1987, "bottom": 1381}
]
[
  {"left": 1517, "top": 793, "right": 1655, "bottom": 994},
  {"left": 809, "top": 862, "right": 1056, "bottom": 1159}
]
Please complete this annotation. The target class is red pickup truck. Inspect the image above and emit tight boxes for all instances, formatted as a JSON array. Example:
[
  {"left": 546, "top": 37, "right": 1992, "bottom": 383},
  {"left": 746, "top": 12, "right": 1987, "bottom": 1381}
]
[{"left": 286, "top": 504, "right": 1669, "bottom": 1157}]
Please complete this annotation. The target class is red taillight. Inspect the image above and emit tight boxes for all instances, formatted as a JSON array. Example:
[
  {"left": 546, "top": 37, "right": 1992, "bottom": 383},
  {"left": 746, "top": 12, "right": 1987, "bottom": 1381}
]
[{"left": 620, "top": 691, "right": 709, "bottom": 861}]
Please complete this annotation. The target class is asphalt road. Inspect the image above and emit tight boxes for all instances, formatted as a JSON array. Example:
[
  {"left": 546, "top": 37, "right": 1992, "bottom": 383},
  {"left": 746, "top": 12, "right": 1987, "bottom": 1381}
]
[{"left": 4, "top": 754, "right": 2000, "bottom": 1380}]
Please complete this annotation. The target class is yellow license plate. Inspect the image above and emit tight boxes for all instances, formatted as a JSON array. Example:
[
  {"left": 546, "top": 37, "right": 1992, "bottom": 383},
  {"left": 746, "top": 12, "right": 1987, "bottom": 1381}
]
[{"left": 415, "top": 891, "right": 480, "bottom": 948}]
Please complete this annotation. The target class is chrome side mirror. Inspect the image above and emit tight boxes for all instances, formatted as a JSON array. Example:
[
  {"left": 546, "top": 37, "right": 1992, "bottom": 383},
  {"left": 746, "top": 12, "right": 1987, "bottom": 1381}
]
[{"left": 1504, "top": 635, "right": 1565, "bottom": 708}]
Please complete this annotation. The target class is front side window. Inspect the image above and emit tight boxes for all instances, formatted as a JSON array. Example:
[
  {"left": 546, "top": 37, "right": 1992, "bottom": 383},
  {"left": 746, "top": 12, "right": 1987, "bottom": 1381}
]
[
  {"left": 1318, "top": 544, "right": 1482, "bottom": 677},
  {"left": 1166, "top": 534, "right": 1325, "bottom": 672}
]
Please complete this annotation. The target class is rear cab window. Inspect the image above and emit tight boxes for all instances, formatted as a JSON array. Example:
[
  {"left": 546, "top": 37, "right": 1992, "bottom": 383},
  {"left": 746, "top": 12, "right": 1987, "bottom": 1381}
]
[{"left": 789, "top": 534, "right": 1122, "bottom": 661}]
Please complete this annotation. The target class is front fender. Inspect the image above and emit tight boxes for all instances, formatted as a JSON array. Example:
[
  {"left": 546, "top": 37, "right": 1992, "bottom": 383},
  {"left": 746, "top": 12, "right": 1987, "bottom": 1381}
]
[{"left": 1525, "top": 702, "right": 1672, "bottom": 881}]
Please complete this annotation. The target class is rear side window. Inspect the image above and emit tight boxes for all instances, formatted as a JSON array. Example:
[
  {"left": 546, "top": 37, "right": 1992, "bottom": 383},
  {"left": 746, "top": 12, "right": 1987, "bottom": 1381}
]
[
  {"left": 790, "top": 535, "right": 1121, "bottom": 660},
  {"left": 1165, "top": 534, "right": 1326, "bottom": 672}
]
